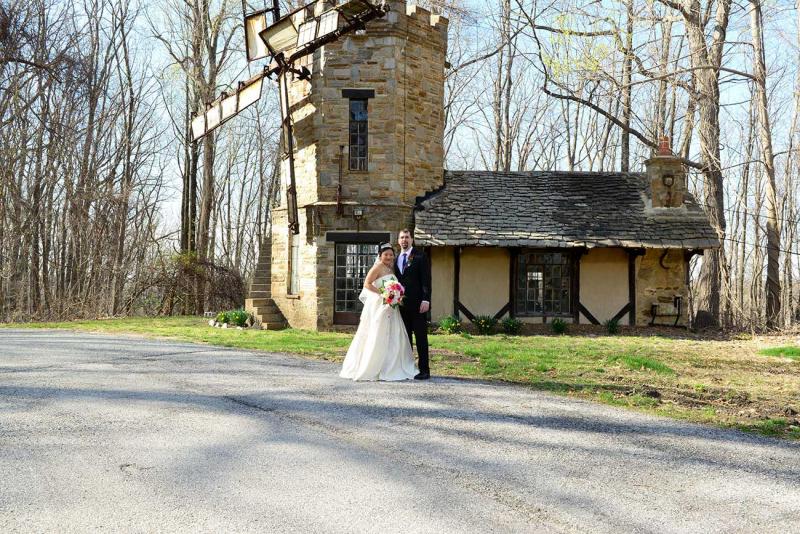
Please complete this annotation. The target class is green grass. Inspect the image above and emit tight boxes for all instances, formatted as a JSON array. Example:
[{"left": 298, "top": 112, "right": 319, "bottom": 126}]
[
  {"left": 4, "top": 316, "right": 800, "bottom": 440},
  {"left": 759, "top": 346, "right": 800, "bottom": 360},
  {"left": 3, "top": 316, "right": 351, "bottom": 359},
  {"left": 607, "top": 354, "right": 676, "bottom": 374},
  {"left": 738, "top": 418, "right": 798, "bottom": 437}
]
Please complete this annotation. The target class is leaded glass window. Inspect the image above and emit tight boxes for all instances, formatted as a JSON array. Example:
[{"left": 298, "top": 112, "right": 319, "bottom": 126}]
[
  {"left": 348, "top": 99, "right": 368, "bottom": 170},
  {"left": 335, "top": 243, "right": 378, "bottom": 313},
  {"left": 515, "top": 252, "right": 572, "bottom": 316}
]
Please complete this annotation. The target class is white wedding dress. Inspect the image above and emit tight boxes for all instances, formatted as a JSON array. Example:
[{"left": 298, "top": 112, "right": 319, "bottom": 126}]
[{"left": 340, "top": 274, "right": 419, "bottom": 381}]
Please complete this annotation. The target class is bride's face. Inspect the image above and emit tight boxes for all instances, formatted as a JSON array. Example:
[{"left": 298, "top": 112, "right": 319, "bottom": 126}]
[{"left": 380, "top": 249, "right": 395, "bottom": 268}]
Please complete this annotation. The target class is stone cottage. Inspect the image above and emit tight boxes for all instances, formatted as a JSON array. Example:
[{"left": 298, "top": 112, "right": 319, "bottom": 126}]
[{"left": 245, "top": 0, "right": 719, "bottom": 330}]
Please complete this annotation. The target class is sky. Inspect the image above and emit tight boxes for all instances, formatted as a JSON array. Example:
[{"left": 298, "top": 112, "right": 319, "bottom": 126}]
[{"left": 137, "top": 0, "right": 800, "bottom": 231}]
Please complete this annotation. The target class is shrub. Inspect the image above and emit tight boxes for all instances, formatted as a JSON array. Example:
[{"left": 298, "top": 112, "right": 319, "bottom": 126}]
[
  {"left": 227, "top": 309, "right": 250, "bottom": 327},
  {"left": 500, "top": 317, "right": 522, "bottom": 335},
  {"left": 473, "top": 315, "right": 497, "bottom": 335},
  {"left": 604, "top": 318, "right": 620, "bottom": 335},
  {"left": 438, "top": 315, "right": 462, "bottom": 334},
  {"left": 215, "top": 309, "right": 251, "bottom": 327},
  {"left": 551, "top": 318, "right": 567, "bottom": 335}
]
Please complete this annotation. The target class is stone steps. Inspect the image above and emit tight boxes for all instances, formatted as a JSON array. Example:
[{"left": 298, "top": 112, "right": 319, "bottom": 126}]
[
  {"left": 260, "top": 320, "right": 288, "bottom": 331},
  {"left": 254, "top": 309, "right": 286, "bottom": 324},
  {"left": 248, "top": 300, "right": 287, "bottom": 330},
  {"left": 249, "top": 283, "right": 271, "bottom": 294},
  {"left": 245, "top": 298, "right": 274, "bottom": 309},
  {"left": 245, "top": 236, "right": 287, "bottom": 330}
]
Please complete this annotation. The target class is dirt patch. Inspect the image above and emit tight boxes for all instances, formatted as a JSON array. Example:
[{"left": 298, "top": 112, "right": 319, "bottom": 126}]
[{"left": 430, "top": 349, "right": 474, "bottom": 365}]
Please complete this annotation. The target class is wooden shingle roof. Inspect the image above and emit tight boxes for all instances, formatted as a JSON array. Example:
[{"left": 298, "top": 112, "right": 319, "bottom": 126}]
[{"left": 414, "top": 171, "right": 720, "bottom": 249}]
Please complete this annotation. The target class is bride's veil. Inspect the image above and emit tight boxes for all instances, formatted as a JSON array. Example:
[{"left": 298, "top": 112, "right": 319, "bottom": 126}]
[{"left": 358, "top": 255, "right": 383, "bottom": 305}]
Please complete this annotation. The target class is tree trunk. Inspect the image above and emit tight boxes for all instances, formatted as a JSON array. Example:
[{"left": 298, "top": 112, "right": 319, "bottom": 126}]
[
  {"left": 620, "top": 0, "right": 633, "bottom": 171},
  {"left": 749, "top": 0, "right": 781, "bottom": 327},
  {"left": 682, "top": 0, "right": 731, "bottom": 325}
]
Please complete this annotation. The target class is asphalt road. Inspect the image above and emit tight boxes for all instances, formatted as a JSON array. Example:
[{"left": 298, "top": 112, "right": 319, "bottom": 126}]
[{"left": 0, "top": 330, "right": 798, "bottom": 533}]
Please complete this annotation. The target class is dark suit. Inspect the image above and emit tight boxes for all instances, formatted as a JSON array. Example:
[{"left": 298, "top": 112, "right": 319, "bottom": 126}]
[{"left": 395, "top": 248, "right": 431, "bottom": 374}]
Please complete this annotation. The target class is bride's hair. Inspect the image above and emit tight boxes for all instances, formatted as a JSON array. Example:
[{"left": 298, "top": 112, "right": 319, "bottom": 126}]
[{"left": 378, "top": 242, "right": 395, "bottom": 256}]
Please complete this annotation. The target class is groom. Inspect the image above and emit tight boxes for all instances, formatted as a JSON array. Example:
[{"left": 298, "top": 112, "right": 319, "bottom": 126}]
[{"left": 395, "top": 228, "right": 431, "bottom": 380}]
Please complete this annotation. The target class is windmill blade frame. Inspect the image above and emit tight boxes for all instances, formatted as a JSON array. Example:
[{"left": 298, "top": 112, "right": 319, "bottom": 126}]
[{"left": 191, "top": 73, "right": 265, "bottom": 142}]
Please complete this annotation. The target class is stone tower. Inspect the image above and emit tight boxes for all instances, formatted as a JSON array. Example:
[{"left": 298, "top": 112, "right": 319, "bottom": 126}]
[{"left": 255, "top": 0, "right": 448, "bottom": 330}]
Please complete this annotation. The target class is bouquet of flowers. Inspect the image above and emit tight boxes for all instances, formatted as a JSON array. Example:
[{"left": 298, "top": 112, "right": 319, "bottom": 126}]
[{"left": 380, "top": 279, "right": 405, "bottom": 309}]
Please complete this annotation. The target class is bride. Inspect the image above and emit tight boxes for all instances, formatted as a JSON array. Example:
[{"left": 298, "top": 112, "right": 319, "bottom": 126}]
[{"left": 339, "top": 242, "right": 419, "bottom": 381}]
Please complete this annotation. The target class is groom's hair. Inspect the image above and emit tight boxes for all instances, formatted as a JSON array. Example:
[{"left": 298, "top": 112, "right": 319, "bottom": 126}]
[{"left": 398, "top": 228, "right": 412, "bottom": 237}]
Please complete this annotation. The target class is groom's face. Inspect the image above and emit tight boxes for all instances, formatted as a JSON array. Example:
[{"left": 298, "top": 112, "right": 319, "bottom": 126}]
[{"left": 398, "top": 232, "right": 412, "bottom": 251}]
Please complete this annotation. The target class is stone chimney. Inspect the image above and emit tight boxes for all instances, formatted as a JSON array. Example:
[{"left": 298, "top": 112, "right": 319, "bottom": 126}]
[{"left": 645, "top": 136, "right": 686, "bottom": 209}]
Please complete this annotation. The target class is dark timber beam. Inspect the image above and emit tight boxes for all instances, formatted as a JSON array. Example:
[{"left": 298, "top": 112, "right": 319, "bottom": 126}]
[
  {"left": 493, "top": 302, "right": 511, "bottom": 321},
  {"left": 457, "top": 302, "right": 476, "bottom": 322},
  {"left": 509, "top": 247, "right": 519, "bottom": 319},
  {"left": 577, "top": 303, "right": 600, "bottom": 325},
  {"left": 453, "top": 247, "right": 461, "bottom": 319}
]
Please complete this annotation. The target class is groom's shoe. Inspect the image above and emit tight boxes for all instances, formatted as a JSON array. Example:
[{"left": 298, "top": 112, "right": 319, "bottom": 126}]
[{"left": 414, "top": 372, "right": 430, "bottom": 380}]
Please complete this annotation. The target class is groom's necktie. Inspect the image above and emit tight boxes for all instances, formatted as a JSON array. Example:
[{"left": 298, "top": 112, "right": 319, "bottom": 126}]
[{"left": 401, "top": 253, "right": 407, "bottom": 274}]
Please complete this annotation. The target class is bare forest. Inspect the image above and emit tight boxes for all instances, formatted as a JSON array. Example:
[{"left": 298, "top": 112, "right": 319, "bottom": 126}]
[{"left": 2, "top": 0, "right": 798, "bottom": 329}]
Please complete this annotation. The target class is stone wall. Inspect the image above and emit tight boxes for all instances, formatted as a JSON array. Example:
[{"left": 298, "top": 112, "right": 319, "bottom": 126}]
[
  {"left": 270, "top": 0, "right": 448, "bottom": 330},
  {"left": 270, "top": 208, "right": 319, "bottom": 330},
  {"left": 635, "top": 248, "right": 689, "bottom": 326},
  {"left": 645, "top": 155, "right": 686, "bottom": 209},
  {"left": 310, "top": 1, "right": 449, "bottom": 205},
  {"left": 312, "top": 204, "right": 415, "bottom": 329}
]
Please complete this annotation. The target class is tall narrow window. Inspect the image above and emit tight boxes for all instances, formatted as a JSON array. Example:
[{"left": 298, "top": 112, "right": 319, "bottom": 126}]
[
  {"left": 289, "top": 233, "right": 300, "bottom": 295},
  {"left": 349, "top": 99, "right": 368, "bottom": 170}
]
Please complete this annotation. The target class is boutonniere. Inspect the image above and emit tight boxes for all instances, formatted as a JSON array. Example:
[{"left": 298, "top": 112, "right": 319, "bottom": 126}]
[{"left": 406, "top": 252, "right": 416, "bottom": 268}]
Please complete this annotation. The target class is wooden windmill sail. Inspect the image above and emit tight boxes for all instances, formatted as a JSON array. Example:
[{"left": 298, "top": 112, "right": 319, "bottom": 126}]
[{"left": 190, "top": 0, "right": 390, "bottom": 234}]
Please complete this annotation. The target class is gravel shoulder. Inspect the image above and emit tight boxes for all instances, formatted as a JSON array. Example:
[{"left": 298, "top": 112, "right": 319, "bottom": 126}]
[{"left": 1, "top": 330, "right": 799, "bottom": 533}]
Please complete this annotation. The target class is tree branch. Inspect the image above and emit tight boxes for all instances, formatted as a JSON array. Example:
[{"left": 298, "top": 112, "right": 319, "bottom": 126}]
[
  {"left": 519, "top": 2, "right": 705, "bottom": 171},
  {"left": 0, "top": 56, "right": 58, "bottom": 79}
]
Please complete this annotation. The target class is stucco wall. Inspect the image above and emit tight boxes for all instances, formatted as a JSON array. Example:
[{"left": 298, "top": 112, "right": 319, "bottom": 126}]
[
  {"left": 430, "top": 246, "right": 454, "bottom": 321},
  {"left": 579, "top": 248, "right": 629, "bottom": 324},
  {"left": 459, "top": 248, "right": 509, "bottom": 318}
]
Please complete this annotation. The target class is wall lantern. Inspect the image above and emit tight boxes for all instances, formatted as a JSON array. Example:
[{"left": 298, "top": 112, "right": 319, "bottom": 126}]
[
  {"left": 662, "top": 174, "right": 675, "bottom": 188},
  {"left": 352, "top": 206, "right": 365, "bottom": 232}
]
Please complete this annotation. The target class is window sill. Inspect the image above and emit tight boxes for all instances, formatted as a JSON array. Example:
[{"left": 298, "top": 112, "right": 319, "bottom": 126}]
[{"left": 286, "top": 294, "right": 301, "bottom": 299}]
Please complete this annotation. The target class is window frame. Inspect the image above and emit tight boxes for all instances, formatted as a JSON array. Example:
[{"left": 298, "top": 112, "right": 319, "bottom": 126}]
[
  {"left": 512, "top": 249, "right": 578, "bottom": 319},
  {"left": 333, "top": 241, "right": 381, "bottom": 324},
  {"left": 348, "top": 98, "right": 368, "bottom": 171},
  {"left": 288, "top": 232, "right": 300, "bottom": 296}
]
